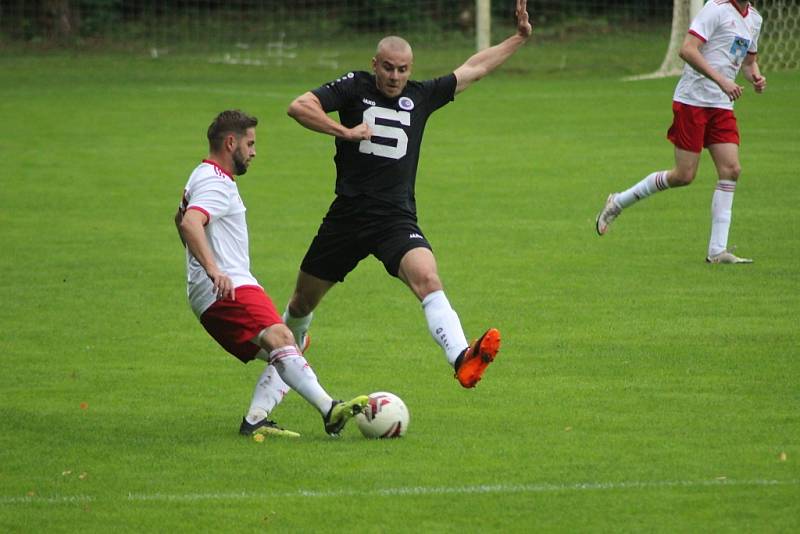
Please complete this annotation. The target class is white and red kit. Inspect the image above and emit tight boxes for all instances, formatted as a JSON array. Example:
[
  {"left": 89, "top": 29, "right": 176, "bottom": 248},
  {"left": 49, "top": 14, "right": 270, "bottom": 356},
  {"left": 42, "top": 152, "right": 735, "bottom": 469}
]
[
  {"left": 179, "top": 159, "right": 260, "bottom": 317},
  {"left": 673, "top": 0, "right": 762, "bottom": 110}
]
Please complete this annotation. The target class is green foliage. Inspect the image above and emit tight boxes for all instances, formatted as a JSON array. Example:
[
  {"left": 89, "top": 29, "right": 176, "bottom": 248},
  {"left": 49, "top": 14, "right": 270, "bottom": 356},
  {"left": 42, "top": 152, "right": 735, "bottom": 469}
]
[
  {"left": 0, "top": 51, "right": 798, "bottom": 531},
  {"left": 75, "top": 0, "right": 123, "bottom": 37}
]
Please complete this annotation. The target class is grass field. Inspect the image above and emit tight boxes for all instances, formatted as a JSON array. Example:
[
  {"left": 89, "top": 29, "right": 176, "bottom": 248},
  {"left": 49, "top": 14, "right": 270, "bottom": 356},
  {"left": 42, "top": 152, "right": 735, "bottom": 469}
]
[{"left": 1, "top": 40, "right": 798, "bottom": 532}]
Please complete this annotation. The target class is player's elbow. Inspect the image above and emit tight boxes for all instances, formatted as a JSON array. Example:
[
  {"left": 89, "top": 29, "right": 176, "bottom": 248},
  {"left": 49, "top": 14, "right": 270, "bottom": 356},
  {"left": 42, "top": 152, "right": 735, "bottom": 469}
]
[
  {"left": 287, "top": 97, "right": 303, "bottom": 119},
  {"left": 287, "top": 93, "right": 317, "bottom": 120},
  {"left": 286, "top": 98, "right": 300, "bottom": 119},
  {"left": 177, "top": 216, "right": 192, "bottom": 237}
]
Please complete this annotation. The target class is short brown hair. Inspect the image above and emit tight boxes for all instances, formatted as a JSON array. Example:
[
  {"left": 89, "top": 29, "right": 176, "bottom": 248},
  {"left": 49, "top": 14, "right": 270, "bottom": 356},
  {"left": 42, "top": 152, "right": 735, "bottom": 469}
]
[{"left": 207, "top": 110, "right": 258, "bottom": 151}]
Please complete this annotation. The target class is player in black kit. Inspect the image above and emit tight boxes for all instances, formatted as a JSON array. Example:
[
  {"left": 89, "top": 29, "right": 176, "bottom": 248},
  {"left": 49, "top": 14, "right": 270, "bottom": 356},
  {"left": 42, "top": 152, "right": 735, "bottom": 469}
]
[{"left": 283, "top": 0, "right": 533, "bottom": 388}]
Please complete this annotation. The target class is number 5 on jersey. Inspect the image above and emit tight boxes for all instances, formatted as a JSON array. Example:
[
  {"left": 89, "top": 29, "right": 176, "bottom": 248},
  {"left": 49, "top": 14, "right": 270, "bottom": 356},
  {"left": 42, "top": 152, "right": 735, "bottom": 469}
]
[{"left": 359, "top": 106, "right": 410, "bottom": 160}]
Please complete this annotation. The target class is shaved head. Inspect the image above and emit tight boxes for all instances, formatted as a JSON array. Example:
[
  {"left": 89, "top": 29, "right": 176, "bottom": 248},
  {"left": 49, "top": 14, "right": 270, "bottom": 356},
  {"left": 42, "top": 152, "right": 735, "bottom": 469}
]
[{"left": 376, "top": 36, "right": 413, "bottom": 58}]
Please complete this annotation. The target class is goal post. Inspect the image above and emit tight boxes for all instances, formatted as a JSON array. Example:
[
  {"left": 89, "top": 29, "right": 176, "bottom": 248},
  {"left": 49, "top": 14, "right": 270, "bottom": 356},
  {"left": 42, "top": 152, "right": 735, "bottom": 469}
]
[
  {"left": 625, "top": 0, "right": 702, "bottom": 80},
  {"left": 476, "top": 0, "right": 491, "bottom": 51}
]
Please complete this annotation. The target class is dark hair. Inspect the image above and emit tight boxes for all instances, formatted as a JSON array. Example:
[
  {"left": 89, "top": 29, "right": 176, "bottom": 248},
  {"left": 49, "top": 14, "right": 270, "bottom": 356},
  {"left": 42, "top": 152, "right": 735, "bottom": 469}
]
[{"left": 207, "top": 110, "right": 258, "bottom": 151}]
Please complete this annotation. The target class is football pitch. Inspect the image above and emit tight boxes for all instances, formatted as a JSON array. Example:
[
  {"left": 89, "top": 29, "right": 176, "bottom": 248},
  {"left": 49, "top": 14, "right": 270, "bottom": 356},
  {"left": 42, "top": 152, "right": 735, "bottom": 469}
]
[{"left": 1, "top": 48, "right": 798, "bottom": 532}]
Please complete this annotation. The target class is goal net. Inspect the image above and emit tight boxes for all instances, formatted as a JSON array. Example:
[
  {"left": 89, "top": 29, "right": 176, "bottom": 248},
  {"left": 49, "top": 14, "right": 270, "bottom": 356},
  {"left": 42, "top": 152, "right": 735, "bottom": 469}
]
[
  {"left": 758, "top": 0, "right": 800, "bottom": 72},
  {"left": 628, "top": 0, "right": 800, "bottom": 80}
]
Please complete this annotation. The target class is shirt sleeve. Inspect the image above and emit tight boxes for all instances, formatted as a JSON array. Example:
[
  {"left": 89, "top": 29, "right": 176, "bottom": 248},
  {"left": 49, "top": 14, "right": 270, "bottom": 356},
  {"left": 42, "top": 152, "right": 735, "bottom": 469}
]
[
  {"left": 311, "top": 71, "right": 359, "bottom": 112},
  {"left": 421, "top": 74, "right": 457, "bottom": 112},
  {"left": 688, "top": 3, "right": 719, "bottom": 43},
  {"left": 186, "top": 175, "right": 230, "bottom": 222},
  {"left": 749, "top": 20, "right": 761, "bottom": 53}
]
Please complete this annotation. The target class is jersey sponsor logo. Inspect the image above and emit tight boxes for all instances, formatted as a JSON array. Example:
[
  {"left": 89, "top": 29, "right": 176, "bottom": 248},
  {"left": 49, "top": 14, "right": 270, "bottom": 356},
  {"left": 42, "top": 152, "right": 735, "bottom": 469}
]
[
  {"left": 729, "top": 36, "right": 751, "bottom": 62},
  {"left": 362, "top": 97, "right": 376, "bottom": 106},
  {"left": 398, "top": 97, "right": 414, "bottom": 111}
]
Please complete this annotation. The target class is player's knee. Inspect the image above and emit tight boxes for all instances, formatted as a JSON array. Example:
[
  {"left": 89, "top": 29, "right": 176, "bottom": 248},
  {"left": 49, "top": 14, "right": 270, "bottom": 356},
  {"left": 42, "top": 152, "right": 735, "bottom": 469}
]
[
  {"left": 720, "top": 163, "right": 741, "bottom": 181},
  {"left": 415, "top": 271, "right": 443, "bottom": 298},
  {"left": 671, "top": 168, "right": 696, "bottom": 187},
  {"left": 257, "top": 324, "right": 296, "bottom": 351}
]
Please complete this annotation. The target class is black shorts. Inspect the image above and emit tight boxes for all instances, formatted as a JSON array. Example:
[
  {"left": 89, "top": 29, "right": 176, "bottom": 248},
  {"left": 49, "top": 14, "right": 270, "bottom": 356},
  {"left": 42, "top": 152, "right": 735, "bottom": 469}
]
[{"left": 300, "top": 196, "right": 433, "bottom": 282}]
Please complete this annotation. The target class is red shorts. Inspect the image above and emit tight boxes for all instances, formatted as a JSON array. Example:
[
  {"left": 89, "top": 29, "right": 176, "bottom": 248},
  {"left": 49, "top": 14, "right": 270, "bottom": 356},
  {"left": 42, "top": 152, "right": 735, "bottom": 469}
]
[
  {"left": 199, "top": 285, "right": 282, "bottom": 363},
  {"left": 667, "top": 101, "right": 739, "bottom": 153}
]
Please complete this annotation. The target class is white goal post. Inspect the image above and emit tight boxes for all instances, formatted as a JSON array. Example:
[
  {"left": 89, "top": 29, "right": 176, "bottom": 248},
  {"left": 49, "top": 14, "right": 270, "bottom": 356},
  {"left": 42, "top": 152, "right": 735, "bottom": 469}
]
[
  {"left": 476, "top": 0, "right": 492, "bottom": 51},
  {"left": 626, "top": 0, "right": 703, "bottom": 80}
]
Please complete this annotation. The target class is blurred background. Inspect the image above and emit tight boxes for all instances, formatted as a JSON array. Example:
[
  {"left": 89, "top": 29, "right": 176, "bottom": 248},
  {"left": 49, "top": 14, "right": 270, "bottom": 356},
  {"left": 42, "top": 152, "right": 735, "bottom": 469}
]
[{"left": 2, "top": 1, "right": 797, "bottom": 74}]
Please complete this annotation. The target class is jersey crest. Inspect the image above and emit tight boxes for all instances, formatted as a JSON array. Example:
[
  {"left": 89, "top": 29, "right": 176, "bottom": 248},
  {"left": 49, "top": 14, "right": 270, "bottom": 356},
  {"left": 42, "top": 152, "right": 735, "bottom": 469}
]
[{"left": 729, "top": 36, "right": 751, "bottom": 62}]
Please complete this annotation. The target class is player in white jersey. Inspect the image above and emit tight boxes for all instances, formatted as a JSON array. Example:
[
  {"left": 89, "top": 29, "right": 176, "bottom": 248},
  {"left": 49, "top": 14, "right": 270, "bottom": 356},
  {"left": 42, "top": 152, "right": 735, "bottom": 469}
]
[
  {"left": 175, "top": 110, "right": 367, "bottom": 438},
  {"left": 596, "top": 0, "right": 765, "bottom": 264}
]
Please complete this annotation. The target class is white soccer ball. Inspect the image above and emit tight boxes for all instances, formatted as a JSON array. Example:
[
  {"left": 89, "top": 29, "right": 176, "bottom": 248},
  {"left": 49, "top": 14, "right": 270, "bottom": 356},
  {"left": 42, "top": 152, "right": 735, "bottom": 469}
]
[{"left": 355, "top": 392, "right": 409, "bottom": 438}]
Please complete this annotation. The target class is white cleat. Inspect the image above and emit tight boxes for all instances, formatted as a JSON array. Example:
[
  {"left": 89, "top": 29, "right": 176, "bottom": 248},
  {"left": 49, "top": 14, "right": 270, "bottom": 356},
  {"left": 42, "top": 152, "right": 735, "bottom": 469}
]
[
  {"left": 706, "top": 250, "right": 754, "bottom": 264},
  {"left": 596, "top": 193, "right": 622, "bottom": 236}
]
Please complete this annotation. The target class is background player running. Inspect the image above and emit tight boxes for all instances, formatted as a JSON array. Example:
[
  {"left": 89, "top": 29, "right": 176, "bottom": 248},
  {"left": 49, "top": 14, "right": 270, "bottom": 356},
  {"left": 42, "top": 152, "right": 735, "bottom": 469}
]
[
  {"left": 596, "top": 0, "right": 765, "bottom": 264},
  {"left": 282, "top": 0, "right": 533, "bottom": 388}
]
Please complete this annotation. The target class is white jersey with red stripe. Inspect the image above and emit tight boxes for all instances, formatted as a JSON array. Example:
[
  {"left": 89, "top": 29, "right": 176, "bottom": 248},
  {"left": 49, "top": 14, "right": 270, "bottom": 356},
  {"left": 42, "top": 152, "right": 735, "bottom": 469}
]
[
  {"left": 673, "top": 0, "right": 762, "bottom": 110},
  {"left": 180, "top": 159, "right": 259, "bottom": 317}
]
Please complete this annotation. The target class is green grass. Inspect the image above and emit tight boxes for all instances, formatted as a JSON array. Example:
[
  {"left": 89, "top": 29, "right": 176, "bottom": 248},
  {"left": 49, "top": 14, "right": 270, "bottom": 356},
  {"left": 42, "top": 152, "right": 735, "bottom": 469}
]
[{"left": 0, "top": 45, "right": 798, "bottom": 532}]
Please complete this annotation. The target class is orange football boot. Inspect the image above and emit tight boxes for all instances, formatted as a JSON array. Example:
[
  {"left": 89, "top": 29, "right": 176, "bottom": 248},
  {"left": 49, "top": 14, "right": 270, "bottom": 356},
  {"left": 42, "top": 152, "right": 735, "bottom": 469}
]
[{"left": 455, "top": 328, "right": 501, "bottom": 388}]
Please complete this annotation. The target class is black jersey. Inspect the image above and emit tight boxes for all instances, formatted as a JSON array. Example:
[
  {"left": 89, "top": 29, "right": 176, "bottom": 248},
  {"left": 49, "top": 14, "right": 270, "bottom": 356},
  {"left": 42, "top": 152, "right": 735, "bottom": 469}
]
[{"left": 311, "top": 71, "right": 457, "bottom": 215}]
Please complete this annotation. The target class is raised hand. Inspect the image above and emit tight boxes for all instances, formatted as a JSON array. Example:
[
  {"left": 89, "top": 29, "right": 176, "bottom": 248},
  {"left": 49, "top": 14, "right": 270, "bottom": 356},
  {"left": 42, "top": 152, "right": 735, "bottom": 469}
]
[{"left": 516, "top": 0, "right": 533, "bottom": 38}]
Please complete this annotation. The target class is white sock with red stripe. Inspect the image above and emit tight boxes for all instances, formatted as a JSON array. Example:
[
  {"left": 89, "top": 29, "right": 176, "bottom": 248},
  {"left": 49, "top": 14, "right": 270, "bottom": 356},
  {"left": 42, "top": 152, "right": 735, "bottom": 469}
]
[
  {"left": 245, "top": 364, "right": 290, "bottom": 425},
  {"left": 708, "top": 180, "right": 737, "bottom": 256},
  {"left": 268, "top": 345, "right": 332, "bottom": 415},
  {"left": 422, "top": 290, "right": 469, "bottom": 366},
  {"left": 616, "top": 170, "right": 671, "bottom": 208}
]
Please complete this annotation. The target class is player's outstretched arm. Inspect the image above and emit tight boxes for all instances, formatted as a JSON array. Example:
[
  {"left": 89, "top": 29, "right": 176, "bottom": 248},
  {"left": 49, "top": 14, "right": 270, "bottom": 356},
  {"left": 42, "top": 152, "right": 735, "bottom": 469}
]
[
  {"left": 453, "top": 0, "right": 532, "bottom": 94},
  {"left": 287, "top": 92, "right": 371, "bottom": 142}
]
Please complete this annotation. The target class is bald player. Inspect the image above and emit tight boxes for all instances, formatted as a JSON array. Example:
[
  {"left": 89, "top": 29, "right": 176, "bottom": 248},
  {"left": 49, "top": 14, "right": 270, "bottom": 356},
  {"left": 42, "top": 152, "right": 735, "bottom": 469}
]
[{"left": 281, "top": 0, "right": 533, "bottom": 389}]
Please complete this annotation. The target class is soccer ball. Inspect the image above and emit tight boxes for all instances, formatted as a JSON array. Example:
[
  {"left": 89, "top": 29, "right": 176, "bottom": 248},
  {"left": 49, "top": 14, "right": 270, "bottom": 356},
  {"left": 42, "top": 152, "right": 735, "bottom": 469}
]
[{"left": 355, "top": 392, "right": 409, "bottom": 439}]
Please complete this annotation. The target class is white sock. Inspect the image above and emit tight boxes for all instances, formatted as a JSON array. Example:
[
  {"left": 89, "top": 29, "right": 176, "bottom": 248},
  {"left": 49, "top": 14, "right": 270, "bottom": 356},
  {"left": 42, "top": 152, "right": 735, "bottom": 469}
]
[
  {"left": 269, "top": 345, "right": 332, "bottom": 415},
  {"left": 421, "top": 290, "right": 469, "bottom": 366},
  {"left": 616, "top": 170, "right": 670, "bottom": 208},
  {"left": 245, "top": 364, "right": 291, "bottom": 425},
  {"left": 283, "top": 308, "right": 312, "bottom": 350},
  {"left": 708, "top": 180, "right": 736, "bottom": 256}
]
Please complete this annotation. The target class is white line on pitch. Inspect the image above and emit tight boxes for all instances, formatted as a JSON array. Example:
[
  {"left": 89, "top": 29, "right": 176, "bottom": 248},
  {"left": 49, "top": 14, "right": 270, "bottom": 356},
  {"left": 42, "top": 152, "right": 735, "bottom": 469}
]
[
  {"left": 2, "top": 479, "right": 797, "bottom": 506},
  {"left": 124, "top": 479, "right": 800, "bottom": 502}
]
